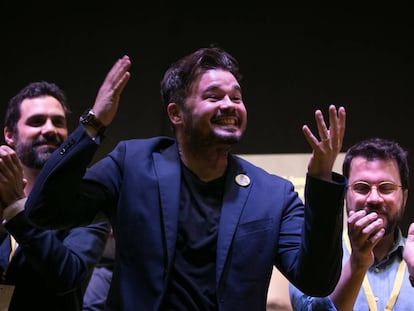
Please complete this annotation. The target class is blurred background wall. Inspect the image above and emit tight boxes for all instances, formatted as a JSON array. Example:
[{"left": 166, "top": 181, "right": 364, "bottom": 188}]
[{"left": 1, "top": 2, "right": 413, "bottom": 231}]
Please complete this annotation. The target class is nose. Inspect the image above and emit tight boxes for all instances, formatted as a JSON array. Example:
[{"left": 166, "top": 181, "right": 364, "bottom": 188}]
[
  {"left": 219, "top": 96, "right": 235, "bottom": 109},
  {"left": 41, "top": 119, "right": 58, "bottom": 135},
  {"left": 366, "top": 186, "right": 383, "bottom": 202}
]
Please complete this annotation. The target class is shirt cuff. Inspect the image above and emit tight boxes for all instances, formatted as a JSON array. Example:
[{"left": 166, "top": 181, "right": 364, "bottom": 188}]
[{"left": 2, "top": 197, "right": 27, "bottom": 224}]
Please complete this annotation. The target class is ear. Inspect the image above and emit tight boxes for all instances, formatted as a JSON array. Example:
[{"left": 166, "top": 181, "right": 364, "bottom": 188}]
[
  {"left": 4, "top": 127, "right": 15, "bottom": 147},
  {"left": 167, "top": 103, "right": 183, "bottom": 125}
]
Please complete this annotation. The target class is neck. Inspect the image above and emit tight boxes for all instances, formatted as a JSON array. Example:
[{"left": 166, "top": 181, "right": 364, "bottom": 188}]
[{"left": 179, "top": 144, "right": 231, "bottom": 182}]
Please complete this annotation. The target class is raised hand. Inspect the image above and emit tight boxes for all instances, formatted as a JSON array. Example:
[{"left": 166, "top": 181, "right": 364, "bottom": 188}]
[
  {"left": 92, "top": 55, "right": 132, "bottom": 128},
  {"left": 0, "top": 145, "right": 26, "bottom": 208},
  {"left": 302, "top": 104, "right": 346, "bottom": 181}
]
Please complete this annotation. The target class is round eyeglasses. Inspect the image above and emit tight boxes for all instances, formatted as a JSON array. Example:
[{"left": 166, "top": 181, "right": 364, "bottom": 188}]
[{"left": 350, "top": 181, "right": 403, "bottom": 197}]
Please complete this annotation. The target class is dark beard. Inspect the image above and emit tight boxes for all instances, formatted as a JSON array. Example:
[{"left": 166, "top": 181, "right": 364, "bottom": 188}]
[
  {"left": 183, "top": 119, "right": 242, "bottom": 149},
  {"left": 383, "top": 216, "right": 398, "bottom": 236},
  {"left": 14, "top": 136, "right": 62, "bottom": 169},
  {"left": 186, "top": 128, "right": 241, "bottom": 150},
  {"left": 182, "top": 108, "right": 244, "bottom": 149}
]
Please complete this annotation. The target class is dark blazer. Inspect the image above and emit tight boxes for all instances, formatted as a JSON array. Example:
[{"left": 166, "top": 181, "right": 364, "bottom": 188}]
[
  {"left": 0, "top": 209, "right": 109, "bottom": 311},
  {"left": 26, "top": 126, "right": 346, "bottom": 311}
]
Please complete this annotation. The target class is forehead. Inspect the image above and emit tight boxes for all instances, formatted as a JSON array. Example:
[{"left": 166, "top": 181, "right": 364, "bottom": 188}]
[
  {"left": 19, "top": 96, "right": 65, "bottom": 119},
  {"left": 195, "top": 69, "right": 240, "bottom": 91},
  {"left": 349, "top": 156, "right": 400, "bottom": 181}
]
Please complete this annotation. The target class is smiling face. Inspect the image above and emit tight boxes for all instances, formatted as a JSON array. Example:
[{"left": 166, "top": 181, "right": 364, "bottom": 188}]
[
  {"left": 4, "top": 96, "right": 68, "bottom": 169},
  {"left": 169, "top": 69, "right": 247, "bottom": 150},
  {"left": 346, "top": 156, "right": 408, "bottom": 236}
]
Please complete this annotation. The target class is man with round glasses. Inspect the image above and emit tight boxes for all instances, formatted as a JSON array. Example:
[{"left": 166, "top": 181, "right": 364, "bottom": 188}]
[
  {"left": 290, "top": 137, "right": 414, "bottom": 310},
  {"left": 350, "top": 180, "right": 403, "bottom": 197}
]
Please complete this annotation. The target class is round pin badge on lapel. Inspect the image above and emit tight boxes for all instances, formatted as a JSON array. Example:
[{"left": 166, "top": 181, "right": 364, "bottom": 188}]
[{"left": 235, "top": 174, "right": 250, "bottom": 187}]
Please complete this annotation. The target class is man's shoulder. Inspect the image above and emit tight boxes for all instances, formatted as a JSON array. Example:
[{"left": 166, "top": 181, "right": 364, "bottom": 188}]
[
  {"left": 230, "top": 154, "right": 291, "bottom": 185},
  {"left": 110, "top": 136, "right": 177, "bottom": 159},
  {"left": 119, "top": 136, "right": 175, "bottom": 149}
]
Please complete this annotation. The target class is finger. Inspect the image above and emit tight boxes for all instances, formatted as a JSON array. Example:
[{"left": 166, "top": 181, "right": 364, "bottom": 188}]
[
  {"left": 6, "top": 150, "right": 22, "bottom": 171},
  {"left": 315, "top": 109, "right": 330, "bottom": 141},
  {"left": 0, "top": 151, "right": 22, "bottom": 177},
  {"left": 353, "top": 211, "right": 379, "bottom": 227},
  {"left": 0, "top": 145, "right": 15, "bottom": 153},
  {"left": 338, "top": 106, "right": 346, "bottom": 141},
  {"left": 114, "top": 71, "right": 131, "bottom": 97},
  {"left": 349, "top": 212, "right": 380, "bottom": 239},
  {"left": 328, "top": 105, "right": 338, "bottom": 138},
  {"left": 360, "top": 217, "right": 383, "bottom": 236},
  {"left": 368, "top": 227, "right": 385, "bottom": 245},
  {"left": 347, "top": 209, "right": 367, "bottom": 224},
  {"left": 109, "top": 55, "right": 131, "bottom": 88},
  {"left": 329, "top": 105, "right": 346, "bottom": 149},
  {"left": 301, "top": 125, "right": 319, "bottom": 150}
]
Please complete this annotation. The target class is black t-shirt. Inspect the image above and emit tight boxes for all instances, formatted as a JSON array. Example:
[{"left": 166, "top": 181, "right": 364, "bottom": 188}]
[{"left": 161, "top": 164, "right": 225, "bottom": 310}]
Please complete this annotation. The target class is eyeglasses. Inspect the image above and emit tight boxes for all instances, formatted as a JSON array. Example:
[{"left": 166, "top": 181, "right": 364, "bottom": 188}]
[{"left": 350, "top": 181, "right": 403, "bottom": 197}]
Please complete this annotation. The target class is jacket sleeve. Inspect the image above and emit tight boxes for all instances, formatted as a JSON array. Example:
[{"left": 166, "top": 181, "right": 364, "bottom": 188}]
[
  {"left": 5, "top": 210, "right": 110, "bottom": 293},
  {"left": 25, "top": 126, "right": 107, "bottom": 229},
  {"left": 285, "top": 173, "right": 346, "bottom": 297}
]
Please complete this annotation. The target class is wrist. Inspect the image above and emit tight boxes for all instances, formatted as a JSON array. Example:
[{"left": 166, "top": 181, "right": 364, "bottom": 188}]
[
  {"left": 2, "top": 198, "right": 27, "bottom": 223},
  {"left": 80, "top": 109, "right": 106, "bottom": 136}
]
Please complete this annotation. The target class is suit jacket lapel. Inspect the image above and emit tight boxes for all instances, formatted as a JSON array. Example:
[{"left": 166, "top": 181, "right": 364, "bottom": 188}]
[
  {"left": 216, "top": 157, "right": 252, "bottom": 285},
  {"left": 153, "top": 143, "right": 181, "bottom": 267}
]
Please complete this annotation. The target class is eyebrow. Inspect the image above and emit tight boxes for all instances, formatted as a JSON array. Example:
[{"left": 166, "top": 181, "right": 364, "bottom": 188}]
[{"left": 203, "top": 84, "right": 242, "bottom": 93}]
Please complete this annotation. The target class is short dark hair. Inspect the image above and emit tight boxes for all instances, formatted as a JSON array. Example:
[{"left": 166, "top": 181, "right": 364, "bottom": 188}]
[
  {"left": 4, "top": 81, "right": 71, "bottom": 133},
  {"left": 160, "top": 47, "right": 242, "bottom": 110},
  {"left": 342, "top": 138, "right": 409, "bottom": 189}
]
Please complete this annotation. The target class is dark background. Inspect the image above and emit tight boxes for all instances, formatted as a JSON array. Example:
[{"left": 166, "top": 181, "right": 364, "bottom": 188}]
[{"left": 1, "top": 3, "right": 414, "bottom": 231}]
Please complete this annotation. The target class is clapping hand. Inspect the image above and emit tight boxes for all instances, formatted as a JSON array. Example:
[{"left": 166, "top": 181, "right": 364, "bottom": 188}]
[
  {"left": 404, "top": 223, "right": 414, "bottom": 279},
  {"left": 0, "top": 145, "right": 26, "bottom": 210}
]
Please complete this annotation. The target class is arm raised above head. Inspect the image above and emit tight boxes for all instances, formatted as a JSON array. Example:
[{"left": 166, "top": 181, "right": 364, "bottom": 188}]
[{"left": 25, "top": 55, "right": 131, "bottom": 229}]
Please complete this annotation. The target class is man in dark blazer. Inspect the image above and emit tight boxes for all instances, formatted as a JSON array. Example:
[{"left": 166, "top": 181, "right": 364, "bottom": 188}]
[
  {"left": 25, "top": 48, "right": 347, "bottom": 310},
  {"left": 0, "top": 81, "right": 110, "bottom": 310}
]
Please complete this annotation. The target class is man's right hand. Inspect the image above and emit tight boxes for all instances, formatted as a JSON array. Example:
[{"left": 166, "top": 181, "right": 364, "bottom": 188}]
[
  {"left": 347, "top": 210, "right": 384, "bottom": 269},
  {"left": 88, "top": 55, "right": 132, "bottom": 136}
]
